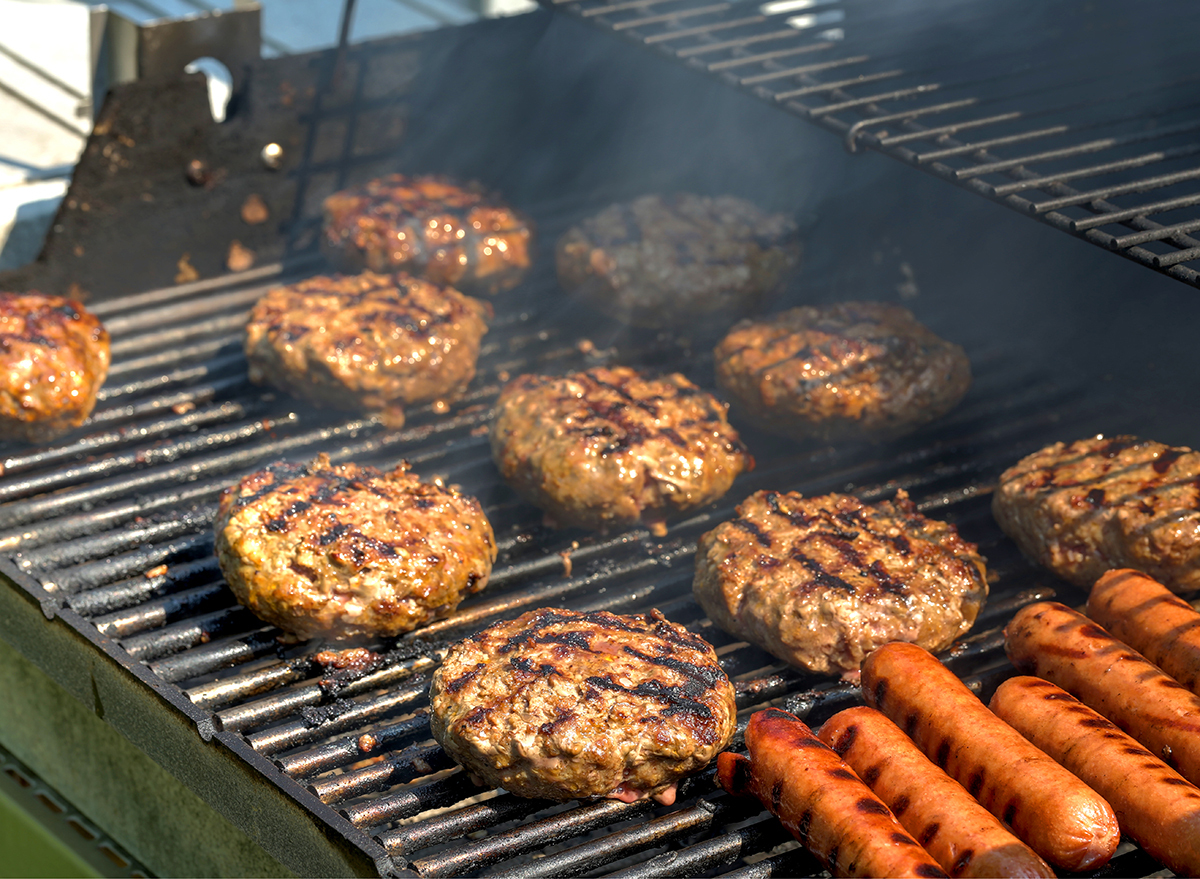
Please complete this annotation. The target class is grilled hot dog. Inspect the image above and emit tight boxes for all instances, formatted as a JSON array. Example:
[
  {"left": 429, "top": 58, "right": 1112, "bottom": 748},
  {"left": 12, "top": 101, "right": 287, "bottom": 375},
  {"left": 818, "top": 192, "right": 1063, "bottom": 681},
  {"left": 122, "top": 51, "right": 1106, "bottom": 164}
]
[
  {"left": 717, "top": 708, "right": 947, "bottom": 878},
  {"left": 818, "top": 706, "right": 1053, "bottom": 878},
  {"left": 861, "top": 641, "right": 1119, "bottom": 872},
  {"left": 1005, "top": 601, "right": 1200, "bottom": 786},
  {"left": 1087, "top": 568, "right": 1200, "bottom": 693},
  {"left": 990, "top": 675, "right": 1200, "bottom": 877}
]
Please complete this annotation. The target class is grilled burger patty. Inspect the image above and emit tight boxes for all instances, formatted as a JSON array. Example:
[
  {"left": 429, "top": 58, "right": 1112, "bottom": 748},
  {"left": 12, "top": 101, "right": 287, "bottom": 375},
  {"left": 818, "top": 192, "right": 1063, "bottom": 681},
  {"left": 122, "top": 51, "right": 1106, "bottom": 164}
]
[
  {"left": 714, "top": 302, "right": 971, "bottom": 441},
  {"left": 429, "top": 607, "right": 737, "bottom": 803},
  {"left": 490, "top": 366, "right": 753, "bottom": 535},
  {"left": 322, "top": 174, "right": 533, "bottom": 295},
  {"left": 993, "top": 435, "right": 1200, "bottom": 593},
  {"left": 214, "top": 455, "right": 495, "bottom": 640},
  {"left": 556, "top": 193, "right": 801, "bottom": 328},
  {"left": 694, "top": 489, "right": 988, "bottom": 675},
  {"left": 244, "top": 272, "right": 490, "bottom": 425},
  {"left": 0, "top": 292, "right": 109, "bottom": 443}
]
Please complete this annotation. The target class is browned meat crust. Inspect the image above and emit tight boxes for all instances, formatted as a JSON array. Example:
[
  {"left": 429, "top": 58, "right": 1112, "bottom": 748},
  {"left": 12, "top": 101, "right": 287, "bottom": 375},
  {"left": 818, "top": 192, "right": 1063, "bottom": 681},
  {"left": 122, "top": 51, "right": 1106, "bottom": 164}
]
[
  {"left": 214, "top": 454, "right": 495, "bottom": 640},
  {"left": 490, "top": 366, "right": 753, "bottom": 534},
  {"left": 0, "top": 292, "right": 109, "bottom": 443},
  {"left": 244, "top": 272, "right": 490, "bottom": 424},
  {"left": 714, "top": 302, "right": 971, "bottom": 441},
  {"left": 693, "top": 489, "right": 988, "bottom": 675},
  {"left": 992, "top": 435, "right": 1200, "bottom": 593},
  {"left": 322, "top": 174, "right": 534, "bottom": 295},
  {"left": 429, "top": 607, "right": 737, "bottom": 803},
  {"left": 556, "top": 193, "right": 801, "bottom": 328}
]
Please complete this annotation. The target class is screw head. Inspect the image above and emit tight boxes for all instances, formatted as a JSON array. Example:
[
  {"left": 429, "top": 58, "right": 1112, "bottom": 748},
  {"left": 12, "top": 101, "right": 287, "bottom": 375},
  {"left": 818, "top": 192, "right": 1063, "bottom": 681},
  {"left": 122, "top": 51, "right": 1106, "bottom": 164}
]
[{"left": 261, "top": 143, "right": 284, "bottom": 170}]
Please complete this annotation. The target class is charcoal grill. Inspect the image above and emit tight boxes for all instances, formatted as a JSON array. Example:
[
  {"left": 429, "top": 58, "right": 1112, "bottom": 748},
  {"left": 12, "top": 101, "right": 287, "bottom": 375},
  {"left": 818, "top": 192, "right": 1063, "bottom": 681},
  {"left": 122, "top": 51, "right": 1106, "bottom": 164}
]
[{"left": 1, "top": 2, "right": 1200, "bottom": 877}]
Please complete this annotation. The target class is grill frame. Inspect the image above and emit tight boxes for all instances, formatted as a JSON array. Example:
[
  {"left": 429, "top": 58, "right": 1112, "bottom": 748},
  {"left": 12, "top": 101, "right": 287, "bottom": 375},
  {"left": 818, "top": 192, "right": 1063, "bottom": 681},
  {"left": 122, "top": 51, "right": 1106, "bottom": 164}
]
[{"left": 1, "top": 8, "right": 1200, "bottom": 877}]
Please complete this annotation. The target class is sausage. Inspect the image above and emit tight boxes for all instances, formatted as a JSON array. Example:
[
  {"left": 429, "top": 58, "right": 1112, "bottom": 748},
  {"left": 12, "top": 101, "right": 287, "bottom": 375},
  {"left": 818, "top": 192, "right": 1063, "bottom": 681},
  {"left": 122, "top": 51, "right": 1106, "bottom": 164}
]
[
  {"left": 861, "top": 641, "right": 1119, "bottom": 871},
  {"left": 1087, "top": 568, "right": 1200, "bottom": 693},
  {"left": 717, "top": 708, "right": 948, "bottom": 878},
  {"left": 990, "top": 675, "right": 1200, "bottom": 877},
  {"left": 1005, "top": 601, "right": 1200, "bottom": 785},
  {"left": 818, "top": 706, "right": 1054, "bottom": 878}
]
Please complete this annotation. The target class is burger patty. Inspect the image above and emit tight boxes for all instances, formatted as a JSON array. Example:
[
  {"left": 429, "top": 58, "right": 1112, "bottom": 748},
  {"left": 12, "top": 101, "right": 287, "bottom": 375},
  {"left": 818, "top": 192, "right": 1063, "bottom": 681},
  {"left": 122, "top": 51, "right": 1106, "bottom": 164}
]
[
  {"left": 214, "top": 455, "right": 495, "bottom": 640},
  {"left": 556, "top": 193, "right": 801, "bottom": 328},
  {"left": 693, "top": 489, "right": 988, "bottom": 676},
  {"left": 0, "top": 292, "right": 110, "bottom": 443},
  {"left": 714, "top": 302, "right": 971, "bottom": 441},
  {"left": 244, "top": 272, "right": 490, "bottom": 425},
  {"left": 490, "top": 366, "right": 753, "bottom": 535},
  {"left": 429, "top": 607, "right": 737, "bottom": 804},
  {"left": 992, "top": 435, "right": 1200, "bottom": 593},
  {"left": 322, "top": 174, "right": 533, "bottom": 295}
]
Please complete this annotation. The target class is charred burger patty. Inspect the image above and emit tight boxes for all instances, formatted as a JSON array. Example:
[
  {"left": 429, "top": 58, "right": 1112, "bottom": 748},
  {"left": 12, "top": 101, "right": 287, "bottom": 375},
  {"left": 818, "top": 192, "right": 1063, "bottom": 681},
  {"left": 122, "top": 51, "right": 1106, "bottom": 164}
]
[
  {"left": 244, "top": 271, "right": 490, "bottom": 425},
  {"left": 694, "top": 489, "right": 988, "bottom": 675},
  {"left": 0, "top": 292, "right": 110, "bottom": 443},
  {"left": 993, "top": 435, "right": 1200, "bottom": 593},
  {"left": 322, "top": 174, "right": 533, "bottom": 295},
  {"left": 214, "top": 455, "right": 495, "bottom": 640},
  {"left": 556, "top": 193, "right": 801, "bottom": 328},
  {"left": 714, "top": 302, "right": 971, "bottom": 441},
  {"left": 490, "top": 366, "right": 753, "bottom": 534},
  {"left": 429, "top": 607, "right": 737, "bottom": 803}
]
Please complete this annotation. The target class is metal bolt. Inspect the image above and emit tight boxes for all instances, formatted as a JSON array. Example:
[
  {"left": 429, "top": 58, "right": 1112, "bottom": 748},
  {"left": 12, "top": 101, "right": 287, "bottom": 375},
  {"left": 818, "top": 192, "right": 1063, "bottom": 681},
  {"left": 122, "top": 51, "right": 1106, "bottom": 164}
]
[
  {"left": 185, "top": 159, "right": 210, "bottom": 187},
  {"left": 261, "top": 143, "right": 284, "bottom": 170}
]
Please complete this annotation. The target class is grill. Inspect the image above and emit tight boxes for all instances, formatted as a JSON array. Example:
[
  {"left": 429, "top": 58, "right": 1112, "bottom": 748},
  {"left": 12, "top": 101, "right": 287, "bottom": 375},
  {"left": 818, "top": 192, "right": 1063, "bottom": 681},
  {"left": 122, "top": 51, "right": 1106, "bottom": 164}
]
[
  {"left": 1, "top": 4, "right": 1199, "bottom": 877},
  {"left": 548, "top": 0, "right": 1200, "bottom": 289}
]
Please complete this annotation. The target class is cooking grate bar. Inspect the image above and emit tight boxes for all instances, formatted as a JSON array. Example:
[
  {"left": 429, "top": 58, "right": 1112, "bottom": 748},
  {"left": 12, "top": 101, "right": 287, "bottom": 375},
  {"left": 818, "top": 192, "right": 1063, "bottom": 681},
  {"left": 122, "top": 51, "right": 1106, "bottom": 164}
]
[
  {"left": 107, "top": 337, "right": 242, "bottom": 379},
  {"left": 17, "top": 506, "right": 217, "bottom": 570},
  {"left": 378, "top": 792, "right": 545, "bottom": 861},
  {"left": 278, "top": 713, "right": 434, "bottom": 778},
  {"left": 95, "top": 353, "right": 247, "bottom": 403},
  {"left": 93, "top": 580, "right": 231, "bottom": 638},
  {"left": 409, "top": 797, "right": 661, "bottom": 877},
  {"left": 342, "top": 770, "right": 481, "bottom": 827},
  {"left": 109, "top": 314, "right": 250, "bottom": 358},
  {"left": 121, "top": 606, "right": 256, "bottom": 661},
  {"left": 0, "top": 399, "right": 271, "bottom": 481},
  {"left": 40, "top": 533, "right": 214, "bottom": 595},
  {"left": 603, "top": 816, "right": 792, "bottom": 879},
  {"left": 715, "top": 846, "right": 820, "bottom": 879},
  {"left": 67, "top": 557, "right": 220, "bottom": 617},
  {"left": 147, "top": 629, "right": 282, "bottom": 683},
  {"left": 489, "top": 795, "right": 753, "bottom": 879},
  {"left": 235, "top": 669, "right": 435, "bottom": 745},
  {"left": 311, "top": 742, "right": 454, "bottom": 804}
]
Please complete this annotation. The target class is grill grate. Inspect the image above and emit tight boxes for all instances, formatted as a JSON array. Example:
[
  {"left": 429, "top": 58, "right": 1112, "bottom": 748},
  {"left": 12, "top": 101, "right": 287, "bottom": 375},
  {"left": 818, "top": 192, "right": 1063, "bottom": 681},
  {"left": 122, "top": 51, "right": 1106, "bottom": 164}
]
[
  {"left": 0, "top": 190, "right": 1181, "bottom": 876},
  {"left": 542, "top": 0, "right": 1200, "bottom": 290}
]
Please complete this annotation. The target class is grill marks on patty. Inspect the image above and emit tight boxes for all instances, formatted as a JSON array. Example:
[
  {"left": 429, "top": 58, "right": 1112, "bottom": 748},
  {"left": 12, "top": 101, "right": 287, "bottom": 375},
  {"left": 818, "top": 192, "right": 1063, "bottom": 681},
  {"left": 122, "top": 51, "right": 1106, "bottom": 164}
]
[
  {"left": 214, "top": 454, "right": 495, "bottom": 640},
  {"left": 993, "top": 436, "right": 1200, "bottom": 592},
  {"left": 0, "top": 292, "right": 111, "bottom": 443},
  {"left": 694, "top": 489, "right": 988, "bottom": 675},
  {"left": 490, "top": 366, "right": 752, "bottom": 533},
  {"left": 714, "top": 302, "right": 971, "bottom": 442},
  {"left": 429, "top": 608, "right": 737, "bottom": 802},
  {"left": 244, "top": 271, "right": 491, "bottom": 421}
]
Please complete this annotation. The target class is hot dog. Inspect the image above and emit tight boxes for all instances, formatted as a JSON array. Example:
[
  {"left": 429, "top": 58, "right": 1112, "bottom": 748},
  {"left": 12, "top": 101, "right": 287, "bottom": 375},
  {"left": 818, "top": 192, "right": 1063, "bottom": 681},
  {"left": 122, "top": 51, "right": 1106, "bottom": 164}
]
[
  {"left": 1005, "top": 601, "right": 1200, "bottom": 785},
  {"left": 990, "top": 675, "right": 1200, "bottom": 877},
  {"left": 818, "top": 706, "right": 1054, "bottom": 878},
  {"left": 1087, "top": 568, "right": 1200, "bottom": 693},
  {"left": 860, "top": 641, "right": 1119, "bottom": 872},
  {"left": 717, "top": 708, "right": 948, "bottom": 878}
]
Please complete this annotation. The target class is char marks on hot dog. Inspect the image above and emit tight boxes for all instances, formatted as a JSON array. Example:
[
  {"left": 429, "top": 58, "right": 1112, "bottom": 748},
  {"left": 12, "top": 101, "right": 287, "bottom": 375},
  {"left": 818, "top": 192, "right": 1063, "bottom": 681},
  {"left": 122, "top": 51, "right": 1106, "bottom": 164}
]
[
  {"left": 861, "top": 641, "right": 1119, "bottom": 872},
  {"left": 990, "top": 676, "right": 1200, "bottom": 877},
  {"left": 718, "top": 708, "right": 947, "bottom": 878},
  {"left": 1087, "top": 568, "right": 1200, "bottom": 694},
  {"left": 1005, "top": 600, "right": 1200, "bottom": 787},
  {"left": 818, "top": 706, "right": 1053, "bottom": 878}
]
